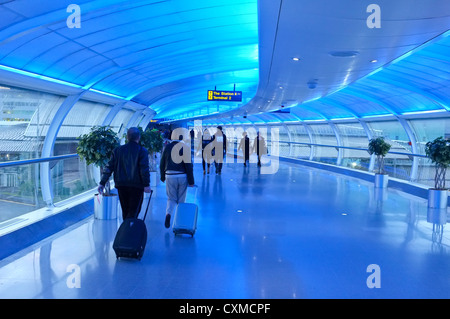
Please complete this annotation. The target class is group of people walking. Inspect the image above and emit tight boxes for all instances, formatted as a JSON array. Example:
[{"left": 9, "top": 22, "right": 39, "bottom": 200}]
[
  {"left": 197, "top": 126, "right": 267, "bottom": 173},
  {"left": 196, "top": 126, "right": 227, "bottom": 175},
  {"left": 97, "top": 126, "right": 268, "bottom": 229}
]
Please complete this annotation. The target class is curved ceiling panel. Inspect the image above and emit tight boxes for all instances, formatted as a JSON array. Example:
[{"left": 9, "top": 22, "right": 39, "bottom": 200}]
[
  {"left": 0, "top": 0, "right": 259, "bottom": 119},
  {"left": 205, "top": 0, "right": 450, "bottom": 124},
  {"left": 0, "top": 0, "right": 449, "bottom": 124}
]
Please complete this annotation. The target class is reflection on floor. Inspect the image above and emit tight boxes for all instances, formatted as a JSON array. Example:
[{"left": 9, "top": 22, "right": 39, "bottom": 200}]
[{"left": 0, "top": 161, "right": 449, "bottom": 299}]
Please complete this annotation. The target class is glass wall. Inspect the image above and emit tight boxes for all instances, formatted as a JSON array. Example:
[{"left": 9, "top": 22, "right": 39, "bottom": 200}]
[
  {"left": 203, "top": 114, "right": 450, "bottom": 188},
  {"left": 409, "top": 118, "right": 450, "bottom": 186},
  {"left": 0, "top": 84, "right": 65, "bottom": 161},
  {"left": 0, "top": 84, "right": 66, "bottom": 219},
  {"left": 266, "top": 125, "right": 289, "bottom": 157},
  {"left": 0, "top": 83, "right": 134, "bottom": 222},
  {"left": 287, "top": 124, "right": 310, "bottom": 159},
  {"left": 309, "top": 124, "right": 338, "bottom": 165},
  {"left": 366, "top": 120, "right": 413, "bottom": 180},
  {"left": 0, "top": 162, "right": 44, "bottom": 222},
  {"left": 52, "top": 100, "right": 112, "bottom": 204},
  {"left": 336, "top": 122, "right": 371, "bottom": 171}
]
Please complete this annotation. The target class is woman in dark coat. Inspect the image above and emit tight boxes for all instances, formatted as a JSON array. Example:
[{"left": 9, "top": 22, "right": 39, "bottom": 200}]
[
  {"left": 252, "top": 131, "right": 267, "bottom": 167},
  {"left": 238, "top": 132, "right": 250, "bottom": 166},
  {"left": 197, "top": 129, "right": 213, "bottom": 174}
]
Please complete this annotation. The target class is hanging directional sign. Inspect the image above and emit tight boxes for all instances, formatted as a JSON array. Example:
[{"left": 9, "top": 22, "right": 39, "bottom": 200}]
[{"left": 207, "top": 90, "right": 242, "bottom": 102}]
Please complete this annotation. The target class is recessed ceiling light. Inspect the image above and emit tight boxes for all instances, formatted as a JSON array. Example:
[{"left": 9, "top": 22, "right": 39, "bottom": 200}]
[
  {"left": 292, "top": 57, "right": 300, "bottom": 61},
  {"left": 279, "top": 86, "right": 283, "bottom": 89},
  {"left": 370, "top": 59, "right": 378, "bottom": 63}
]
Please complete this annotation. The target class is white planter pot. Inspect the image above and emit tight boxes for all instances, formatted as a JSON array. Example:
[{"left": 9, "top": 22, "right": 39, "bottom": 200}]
[
  {"left": 374, "top": 173, "right": 388, "bottom": 188},
  {"left": 427, "top": 207, "right": 447, "bottom": 225},
  {"left": 94, "top": 193, "right": 118, "bottom": 219},
  {"left": 428, "top": 189, "right": 448, "bottom": 209}
]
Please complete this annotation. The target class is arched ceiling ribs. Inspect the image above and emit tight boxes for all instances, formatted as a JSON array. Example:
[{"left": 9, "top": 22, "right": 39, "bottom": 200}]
[
  {"left": 133, "top": 69, "right": 259, "bottom": 107},
  {"left": 293, "top": 104, "right": 330, "bottom": 121},
  {"left": 368, "top": 76, "right": 450, "bottom": 112},
  {"left": 341, "top": 88, "right": 400, "bottom": 116},
  {"left": 81, "top": 40, "right": 258, "bottom": 92},
  {"left": 314, "top": 97, "right": 361, "bottom": 119}
]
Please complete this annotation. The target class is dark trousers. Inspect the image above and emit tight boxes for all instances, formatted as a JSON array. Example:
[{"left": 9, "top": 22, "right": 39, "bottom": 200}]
[
  {"left": 214, "top": 153, "right": 225, "bottom": 172},
  {"left": 215, "top": 161, "right": 223, "bottom": 172},
  {"left": 202, "top": 150, "right": 211, "bottom": 171},
  {"left": 117, "top": 186, "right": 144, "bottom": 220},
  {"left": 202, "top": 159, "right": 211, "bottom": 171}
]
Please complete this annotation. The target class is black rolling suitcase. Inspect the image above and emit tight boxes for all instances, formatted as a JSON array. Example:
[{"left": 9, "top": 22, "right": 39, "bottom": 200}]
[{"left": 113, "top": 190, "right": 152, "bottom": 261}]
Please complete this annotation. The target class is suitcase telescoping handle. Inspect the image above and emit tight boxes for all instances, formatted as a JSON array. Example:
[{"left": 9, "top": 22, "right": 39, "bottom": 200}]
[
  {"left": 186, "top": 185, "right": 198, "bottom": 204},
  {"left": 142, "top": 190, "right": 153, "bottom": 221}
]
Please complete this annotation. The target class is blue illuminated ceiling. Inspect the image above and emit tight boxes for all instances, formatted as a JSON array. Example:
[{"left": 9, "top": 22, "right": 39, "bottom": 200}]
[
  {"left": 0, "top": 0, "right": 259, "bottom": 119},
  {"left": 0, "top": 0, "right": 449, "bottom": 124},
  {"left": 203, "top": 0, "right": 450, "bottom": 124}
]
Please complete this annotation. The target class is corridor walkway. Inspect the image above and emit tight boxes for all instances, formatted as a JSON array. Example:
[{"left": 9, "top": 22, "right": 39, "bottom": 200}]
[{"left": 0, "top": 161, "right": 449, "bottom": 299}]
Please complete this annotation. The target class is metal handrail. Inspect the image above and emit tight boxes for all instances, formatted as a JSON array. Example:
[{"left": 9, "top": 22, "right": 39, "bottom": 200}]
[
  {"left": 258, "top": 139, "right": 429, "bottom": 158},
  {"left": 0, "top": 154, "right": 79, "bottom": 168}
]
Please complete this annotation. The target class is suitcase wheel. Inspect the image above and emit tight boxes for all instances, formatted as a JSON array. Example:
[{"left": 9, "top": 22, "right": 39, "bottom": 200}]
[{"left": 173, "top": 229, "right": 195, "bottom": 237}]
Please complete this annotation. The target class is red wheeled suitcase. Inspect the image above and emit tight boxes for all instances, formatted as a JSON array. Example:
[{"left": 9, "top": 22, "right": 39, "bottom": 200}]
[{"left": 113, "top": 190, "right": 152, "bottom": 260}]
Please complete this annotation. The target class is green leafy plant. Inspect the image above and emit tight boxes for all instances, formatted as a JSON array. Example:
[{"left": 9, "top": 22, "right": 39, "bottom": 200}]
[
  {"left": 368, "top": 137, "right": 391, "bottom": 174},
  {"left": 425, "top": 136, "right": 450, "bottom": 189},
  {"left": 77, "top": 125, "right": 120, "bottom": 195},
  {"left": 140, "top": 128, "right": 163, "bottom": 155}
]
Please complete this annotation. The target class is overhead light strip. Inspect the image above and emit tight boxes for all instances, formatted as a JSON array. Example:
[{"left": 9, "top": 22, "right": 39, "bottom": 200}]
[
  {"left": 88, "top": 88, "right": 126, "bottom": 100},
  {"left": 0, "top": 64, "right": 82, "bottom": 88},
  {"left": 0, "top": 64, "right": 129, "bottom": 100},
  {"left": 401, "top": 109, "right": 447, "bottom": 115}
]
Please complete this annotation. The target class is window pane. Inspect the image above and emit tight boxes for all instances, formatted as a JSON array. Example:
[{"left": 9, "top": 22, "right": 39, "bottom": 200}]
[
  {"left": 286, "top": 124, "right": 310, "bottom": 159},
  {"left": 309, "top": 124, "right": 338, "bottom": 165},
  {"left": 0, "top": 84, "right": 64, "bottom": 161},
  {"left": 336, "top": 122, "right": 370, "bottom": 171},
  {"left": 409, "top": 117, "right": 450, "bottom": 187}
]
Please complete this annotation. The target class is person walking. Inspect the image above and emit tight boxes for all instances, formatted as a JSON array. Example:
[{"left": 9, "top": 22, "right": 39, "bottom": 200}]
[
  {"left": 238, "top": 131, "right": 250, "bottom": 166},
  {"left": 98, "top": 127, "right": 151, "bottom": 220},
  {"left": 160, "top": 134, "right": 195, "bottom": 228},
  {"left": 197, "top": 128, "right": 213, "bottom": 174},
  {"left": 189, "top": 128, "right": 195, "bottom": 152},
  {"left": 212, "top": 126, "right": 227, "bottom": 174},
  {"left": 253, "top": 131, "right": 267, "bottom": 167}
]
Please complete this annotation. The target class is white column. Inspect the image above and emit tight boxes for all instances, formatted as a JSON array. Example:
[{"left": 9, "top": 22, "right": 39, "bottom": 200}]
[{"left": 40, "top": 92, "right": 85, "bottom": 206}]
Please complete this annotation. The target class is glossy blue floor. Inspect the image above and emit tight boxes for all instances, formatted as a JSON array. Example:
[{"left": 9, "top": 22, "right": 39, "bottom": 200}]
[{"left": 0, "top": 160, "right": 449, "bottom": 299}]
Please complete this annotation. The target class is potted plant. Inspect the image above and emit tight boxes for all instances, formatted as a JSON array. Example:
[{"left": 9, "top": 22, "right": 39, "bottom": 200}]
[
  {"left": 368, "top": 137, "right": 391, "bottom": 188},
  {"left": 140, "top": 128, "right": 163, "bottom": 186},
  {"left": 77, "top": 125, "right": 120, "bottom": 219},
  {"left": 425, "top": 136, "right": 450, "bottom": 208}
]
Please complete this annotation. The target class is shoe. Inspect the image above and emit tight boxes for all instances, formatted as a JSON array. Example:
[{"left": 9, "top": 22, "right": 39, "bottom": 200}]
[
  {"left": 207, "top": 168, "right": 210, "bottom": 174},
  {"left": 164, "top": 214, "right": 171, "bottom": 228},
  {"left": 203, "top": 170, "right": 206, "bottom": 175}
]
